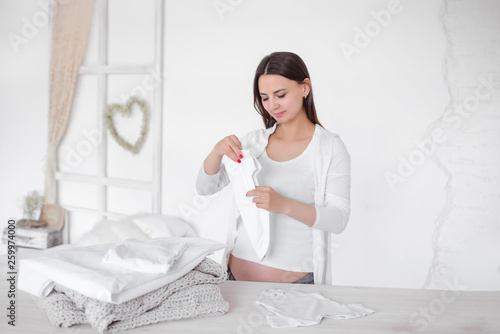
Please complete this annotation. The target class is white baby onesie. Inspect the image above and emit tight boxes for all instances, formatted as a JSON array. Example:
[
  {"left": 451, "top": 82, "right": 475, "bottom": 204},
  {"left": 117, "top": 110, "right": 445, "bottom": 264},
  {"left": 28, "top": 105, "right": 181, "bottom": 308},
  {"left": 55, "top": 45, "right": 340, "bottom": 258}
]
[
  {"left": 222, "top": 150, "right": 270, "bottom": 260},
  {"left": 256, "top": 289, "right": 376, "bottom": 328},
  {"left": 102, "top": 238, "right": 187, "bottom": 274}
]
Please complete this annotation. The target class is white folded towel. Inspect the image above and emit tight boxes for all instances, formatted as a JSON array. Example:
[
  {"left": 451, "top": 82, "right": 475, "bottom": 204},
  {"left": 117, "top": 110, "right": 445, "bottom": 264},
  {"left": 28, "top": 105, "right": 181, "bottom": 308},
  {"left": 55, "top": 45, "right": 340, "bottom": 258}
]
[
  {"left": 222, "top": 150, "right": 270, "bottom": 260},
  {"left": 102, "top": 239, "right": 187, "bottom": 274}
]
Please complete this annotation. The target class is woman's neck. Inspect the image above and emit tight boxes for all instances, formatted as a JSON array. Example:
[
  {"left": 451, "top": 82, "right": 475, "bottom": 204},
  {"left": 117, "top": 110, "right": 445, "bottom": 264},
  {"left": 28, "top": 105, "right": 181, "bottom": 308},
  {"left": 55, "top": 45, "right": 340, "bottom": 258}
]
[{"left": 274, "top": 113, "right": 315, "bottom": 141}]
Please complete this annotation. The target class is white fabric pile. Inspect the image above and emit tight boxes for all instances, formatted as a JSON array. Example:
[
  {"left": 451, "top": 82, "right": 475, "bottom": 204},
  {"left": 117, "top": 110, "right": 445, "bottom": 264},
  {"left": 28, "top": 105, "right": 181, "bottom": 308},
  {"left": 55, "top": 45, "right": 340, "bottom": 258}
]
[
  {"left": 19, "top": 237, "right": 224, "bottom": 303},
  {"left": 102, "top": 238, "right": 188, "bottom": 274},
  {"left": 256, "top": 289, "right": 376, "bottom": 328},
  {"left": 19, "top": 236, "right": 229, "bottom": 332},
  {"left": 33, "top": 257, "right": 228, "bottom": 334}
]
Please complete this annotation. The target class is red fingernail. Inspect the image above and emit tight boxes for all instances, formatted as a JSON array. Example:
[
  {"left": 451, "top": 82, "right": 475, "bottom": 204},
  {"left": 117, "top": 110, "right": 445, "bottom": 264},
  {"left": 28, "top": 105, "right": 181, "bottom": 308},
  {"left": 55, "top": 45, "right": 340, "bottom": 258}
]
[
  {"left": 239, "top": 154, "right": 243, "bottom": 159},
  {"left": 237, "top": 159, "right": 241, "bottom": 163}
]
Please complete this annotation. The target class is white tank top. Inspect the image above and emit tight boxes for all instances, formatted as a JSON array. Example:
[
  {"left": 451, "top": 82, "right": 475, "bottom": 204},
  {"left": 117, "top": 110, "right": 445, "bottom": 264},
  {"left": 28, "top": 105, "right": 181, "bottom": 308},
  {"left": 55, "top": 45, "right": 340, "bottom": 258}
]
[{"left": 232, "top": 136, "right": 316, "bottom": 272}]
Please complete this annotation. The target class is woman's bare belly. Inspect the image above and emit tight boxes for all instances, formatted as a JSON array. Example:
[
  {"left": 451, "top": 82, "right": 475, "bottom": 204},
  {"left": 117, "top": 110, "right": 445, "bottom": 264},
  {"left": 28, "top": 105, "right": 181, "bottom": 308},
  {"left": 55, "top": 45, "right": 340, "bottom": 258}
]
[{"left": 228, "top": 254, "right": 309, "bottom": 283}]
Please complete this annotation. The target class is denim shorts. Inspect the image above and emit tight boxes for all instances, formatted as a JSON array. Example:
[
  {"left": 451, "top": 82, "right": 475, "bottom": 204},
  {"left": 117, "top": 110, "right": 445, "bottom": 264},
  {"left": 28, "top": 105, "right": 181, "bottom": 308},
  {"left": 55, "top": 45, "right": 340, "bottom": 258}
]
[{"left": 227, "top": 268, "right": 314, "bottom": 284}]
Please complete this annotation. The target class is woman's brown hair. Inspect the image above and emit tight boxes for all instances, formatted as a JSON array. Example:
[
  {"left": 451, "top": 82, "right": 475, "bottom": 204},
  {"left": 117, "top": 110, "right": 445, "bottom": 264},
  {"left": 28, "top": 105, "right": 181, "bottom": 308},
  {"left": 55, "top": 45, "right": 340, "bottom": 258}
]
[{"left": 253, "top": 51, "right": 322, "bottom": 129}]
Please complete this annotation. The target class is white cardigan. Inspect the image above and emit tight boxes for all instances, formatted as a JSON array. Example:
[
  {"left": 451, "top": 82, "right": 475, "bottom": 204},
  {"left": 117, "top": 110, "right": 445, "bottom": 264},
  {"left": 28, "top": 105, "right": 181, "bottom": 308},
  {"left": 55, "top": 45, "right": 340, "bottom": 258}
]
[{"left": 196, "top": 123, "right": 351, "bottom": 284}]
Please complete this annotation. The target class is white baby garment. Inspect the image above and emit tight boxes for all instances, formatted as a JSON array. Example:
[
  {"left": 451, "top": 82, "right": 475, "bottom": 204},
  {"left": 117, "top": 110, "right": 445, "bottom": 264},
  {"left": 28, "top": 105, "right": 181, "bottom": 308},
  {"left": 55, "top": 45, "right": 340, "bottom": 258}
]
[
  {"left": 256, "top": 289, "right": 376, "bottom": 328},
  {"left": 102, "top": 238, "right": 187, "bottom": 274},
  {"left": 222, "top": 150, "right": 270, "bottom": 260}
]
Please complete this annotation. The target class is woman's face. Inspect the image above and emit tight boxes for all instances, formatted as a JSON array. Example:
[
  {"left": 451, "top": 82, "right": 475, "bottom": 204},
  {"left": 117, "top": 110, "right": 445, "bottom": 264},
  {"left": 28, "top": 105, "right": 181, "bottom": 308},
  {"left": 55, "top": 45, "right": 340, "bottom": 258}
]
[{"left": 258, "top": 74, "right": 309, "bottom": 124}]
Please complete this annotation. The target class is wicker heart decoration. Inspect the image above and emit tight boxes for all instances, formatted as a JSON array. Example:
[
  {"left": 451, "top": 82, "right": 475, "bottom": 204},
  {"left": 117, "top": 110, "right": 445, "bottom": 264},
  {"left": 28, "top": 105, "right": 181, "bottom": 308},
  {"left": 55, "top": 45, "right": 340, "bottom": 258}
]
[{"left": 104, "top": 96, "right": 149, "bottom": 154}]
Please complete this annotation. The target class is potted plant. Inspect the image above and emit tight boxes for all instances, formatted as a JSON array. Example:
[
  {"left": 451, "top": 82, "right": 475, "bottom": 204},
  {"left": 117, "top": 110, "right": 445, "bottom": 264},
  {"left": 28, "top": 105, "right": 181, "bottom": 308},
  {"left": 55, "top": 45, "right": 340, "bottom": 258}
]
[{"left": 18, "top": 190, "right": 46, "bottom": 227}]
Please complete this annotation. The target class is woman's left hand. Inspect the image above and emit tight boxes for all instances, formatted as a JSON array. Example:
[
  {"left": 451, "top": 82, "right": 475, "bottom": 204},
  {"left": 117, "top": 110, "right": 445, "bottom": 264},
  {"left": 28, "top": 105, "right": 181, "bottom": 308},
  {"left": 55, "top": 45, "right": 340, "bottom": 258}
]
[{"left": 246, "top": 186, "right": 289, "bottom": 214}]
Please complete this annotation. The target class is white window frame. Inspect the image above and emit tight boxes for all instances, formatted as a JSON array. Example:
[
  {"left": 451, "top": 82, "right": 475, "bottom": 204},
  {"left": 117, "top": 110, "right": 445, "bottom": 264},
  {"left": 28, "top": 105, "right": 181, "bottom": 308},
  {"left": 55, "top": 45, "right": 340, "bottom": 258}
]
[{"left": 55, "top": 0, "right": 164, "bottom": 238}]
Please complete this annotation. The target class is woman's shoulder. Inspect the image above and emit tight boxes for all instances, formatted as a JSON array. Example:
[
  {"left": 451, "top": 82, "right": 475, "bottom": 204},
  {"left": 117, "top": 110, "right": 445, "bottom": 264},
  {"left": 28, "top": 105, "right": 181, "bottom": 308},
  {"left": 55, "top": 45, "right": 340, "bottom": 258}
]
[
  {"left": 315, "top": 124, "right": 343, "bottom": 143},
  {"left": 314, "top": 125, "right": 350, "bottom": 157}
]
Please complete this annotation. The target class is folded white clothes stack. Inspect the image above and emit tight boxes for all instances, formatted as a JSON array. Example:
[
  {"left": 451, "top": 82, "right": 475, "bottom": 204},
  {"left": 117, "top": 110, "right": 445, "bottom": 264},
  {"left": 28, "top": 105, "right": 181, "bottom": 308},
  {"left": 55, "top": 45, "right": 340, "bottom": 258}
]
[
  {"left": 256, "top": 289, "right": 376, "bottom": 328},
  {"left": 222, "top": 149, "right": 270, "bottom": 260},
  {"left": 102, "top": 238, "right": 187, "bottom": 274},
  {"left": 33, "top": 258, "right": 229, "bottom": 334},
  {"left": 19, "top": 237, "right": 225, "bottom": 304}
]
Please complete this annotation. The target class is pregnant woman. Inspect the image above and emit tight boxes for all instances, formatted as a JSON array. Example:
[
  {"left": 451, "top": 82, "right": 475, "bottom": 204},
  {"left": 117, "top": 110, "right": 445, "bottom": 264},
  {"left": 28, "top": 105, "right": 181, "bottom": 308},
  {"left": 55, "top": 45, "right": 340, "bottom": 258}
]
[{"left": 196, "top": 51, "right": 351, "bottom": 285}]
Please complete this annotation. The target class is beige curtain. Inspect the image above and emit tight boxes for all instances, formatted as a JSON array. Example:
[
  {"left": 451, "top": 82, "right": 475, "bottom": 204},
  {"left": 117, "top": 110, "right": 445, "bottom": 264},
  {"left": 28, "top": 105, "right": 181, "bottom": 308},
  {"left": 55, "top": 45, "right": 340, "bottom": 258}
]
[{"left": 44, "top": 0, "right": 95, "bottom": 204}]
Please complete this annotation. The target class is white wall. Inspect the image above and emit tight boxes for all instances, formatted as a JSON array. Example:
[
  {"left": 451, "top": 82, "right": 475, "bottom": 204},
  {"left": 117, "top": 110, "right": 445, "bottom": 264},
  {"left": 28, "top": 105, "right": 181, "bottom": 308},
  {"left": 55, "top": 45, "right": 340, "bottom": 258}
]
[
  {"left": 422, "top": 0, "right": 500, "bottom": 291},
  {"left": 1, "top": 0, "right": 498, "bottom": 291},
  {"left": 163, "top": 0, "right": 450, "bottom": 290},
  {"left": 0, "top": 1, "right": 50, "bottom": 229}
]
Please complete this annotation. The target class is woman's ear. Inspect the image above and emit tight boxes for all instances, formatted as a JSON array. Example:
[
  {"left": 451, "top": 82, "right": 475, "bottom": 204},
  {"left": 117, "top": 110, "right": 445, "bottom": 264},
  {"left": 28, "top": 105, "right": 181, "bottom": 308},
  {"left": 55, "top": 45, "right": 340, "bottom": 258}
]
[{"left": 302, "top": 78, "right": 311, "bottom": 96}]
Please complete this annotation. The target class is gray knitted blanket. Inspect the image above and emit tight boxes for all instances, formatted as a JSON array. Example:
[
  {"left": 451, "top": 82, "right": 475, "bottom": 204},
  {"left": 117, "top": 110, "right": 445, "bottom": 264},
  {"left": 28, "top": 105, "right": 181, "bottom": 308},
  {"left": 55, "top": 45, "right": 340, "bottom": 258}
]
[{"left": 32, "top": 257, "right": 229, "bottom": 333}]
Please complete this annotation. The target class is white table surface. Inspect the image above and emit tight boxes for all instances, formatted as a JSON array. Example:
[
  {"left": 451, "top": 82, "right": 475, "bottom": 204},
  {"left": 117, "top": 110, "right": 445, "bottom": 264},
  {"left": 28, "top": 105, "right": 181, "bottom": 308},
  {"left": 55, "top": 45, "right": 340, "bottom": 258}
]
[{"left": 1, "top": 251, "right": 499, "bottom": 333}]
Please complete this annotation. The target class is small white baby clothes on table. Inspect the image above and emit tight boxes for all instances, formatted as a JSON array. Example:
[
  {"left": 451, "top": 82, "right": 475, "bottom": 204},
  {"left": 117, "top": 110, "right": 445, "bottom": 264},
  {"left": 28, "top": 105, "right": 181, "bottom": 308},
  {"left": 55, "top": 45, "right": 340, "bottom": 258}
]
[
  {"left": 256, "top": 289, "right": 376, "bottom": 328},
  {"left": 222, "top": 149, "right": 270, "bottom": 260},
  {"left": 102, "top": 238, "right": 187, "bottom": 274}
]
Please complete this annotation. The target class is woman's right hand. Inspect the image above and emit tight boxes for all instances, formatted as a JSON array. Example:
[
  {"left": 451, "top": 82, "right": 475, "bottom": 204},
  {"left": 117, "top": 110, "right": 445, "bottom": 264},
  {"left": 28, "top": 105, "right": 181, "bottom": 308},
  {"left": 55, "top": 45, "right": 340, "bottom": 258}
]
[
  {"left": 212, "top": 135, "right": 243, "bottom": 163},
  {"left": 204, "top": 135, "right": 243, "bottom": 175}
]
